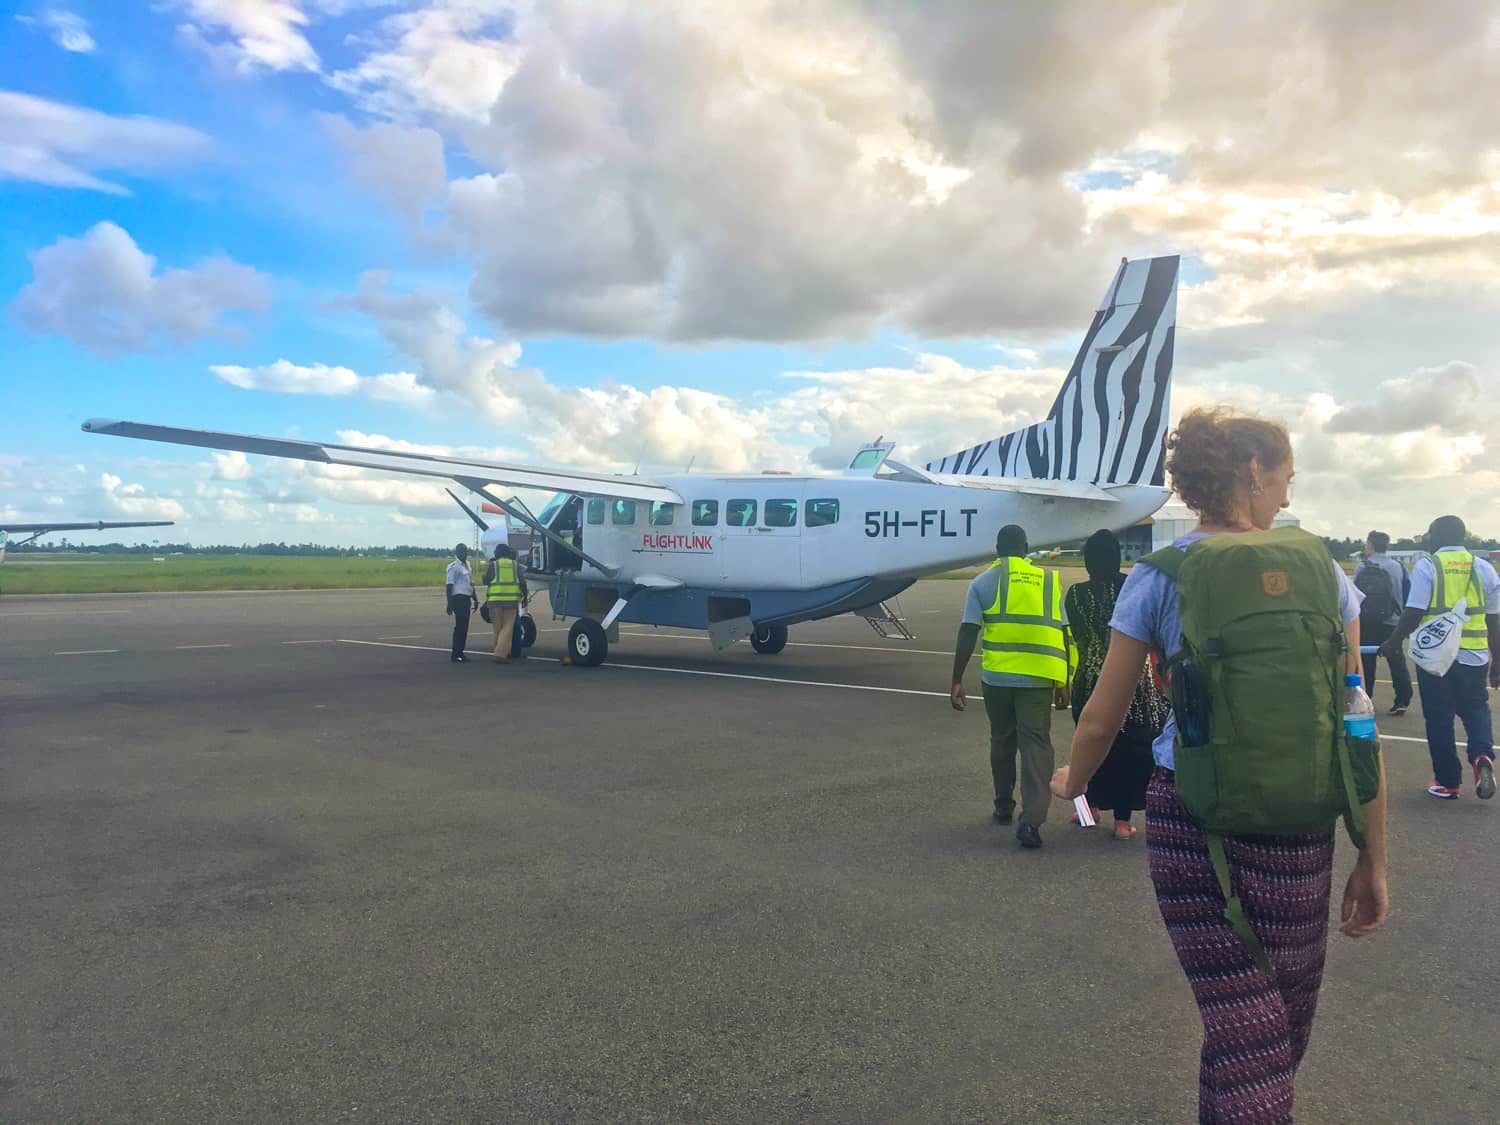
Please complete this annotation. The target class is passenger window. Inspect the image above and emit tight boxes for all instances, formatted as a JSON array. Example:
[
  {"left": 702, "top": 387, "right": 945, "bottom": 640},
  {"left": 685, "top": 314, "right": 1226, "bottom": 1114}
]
[
  {"left": 691, "top": 500, "right": 718, "bottom": 526},
  {"left": 764, "top": 499, "right": 797, "bottom": 528},
  {"left": 649, "top": 502, "right": 676, "bottom": 526},
  {"left": 611, "top": 500, "right": 637, "bottom": 525},
  {"left": 726, "top": 499, "right": 756, "bottom": 527},
  {"left": 806, "top": 498, "right": 840, "bottom": 527},
  {"left": 587, "top": 499, "right": 606, "bottom": 525}
]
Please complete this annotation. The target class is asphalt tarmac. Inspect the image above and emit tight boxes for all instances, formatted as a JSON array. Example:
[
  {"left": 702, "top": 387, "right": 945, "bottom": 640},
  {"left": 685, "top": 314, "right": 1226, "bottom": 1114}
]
[{"left": 2, "top": 582, "right": 1496, "bottom": 1123}]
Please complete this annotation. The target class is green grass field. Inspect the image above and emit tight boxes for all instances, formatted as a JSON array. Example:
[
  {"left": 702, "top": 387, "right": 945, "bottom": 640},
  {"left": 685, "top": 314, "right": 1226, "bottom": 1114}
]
[{"left": 0, "top": 554, "right": 445, "bottom": 595}]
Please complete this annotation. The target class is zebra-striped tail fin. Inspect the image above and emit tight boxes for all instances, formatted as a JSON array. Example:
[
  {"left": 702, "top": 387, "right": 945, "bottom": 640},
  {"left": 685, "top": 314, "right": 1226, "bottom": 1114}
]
[{"left": 927, "top": 254, "right": 1179, "bottom": 485}]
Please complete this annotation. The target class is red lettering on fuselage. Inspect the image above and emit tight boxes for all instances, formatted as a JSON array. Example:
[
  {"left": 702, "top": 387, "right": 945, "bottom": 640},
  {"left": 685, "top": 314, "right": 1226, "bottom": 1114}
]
[{"left": 642, "top": 533, "right": 715, "bottom": 551}]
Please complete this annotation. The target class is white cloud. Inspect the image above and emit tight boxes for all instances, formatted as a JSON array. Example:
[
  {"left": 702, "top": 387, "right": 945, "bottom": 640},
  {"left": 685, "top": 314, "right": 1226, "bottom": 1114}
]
[
  {"left": 0, "top": 91, "right": 213, "bottom": 194},
  {"left": 327, "top": 1, "right": 521, "bottom": 120},
  {"left": 212, "top": 360, "right": 361, "bottom": 395},
  {"left": 175, "top": 0, "right": 320, "bottom": 73},
  {"left": 1325, "top": 361, "right": 1490, "bottom": 436},
  {"left": 98, "top": 472, "right": 186, "bottom": 520},
  {"left": 321, "top": 113, "right": 447, "bottom": 226},
  {"left": 18, "top": 9, "right": 98, "bottom": 53},
  {"left": 12, "top": 222, "right": 271, "bottom": 354},
  {"left": 210, "top": 451, "right": 254, "bottom": 480}
]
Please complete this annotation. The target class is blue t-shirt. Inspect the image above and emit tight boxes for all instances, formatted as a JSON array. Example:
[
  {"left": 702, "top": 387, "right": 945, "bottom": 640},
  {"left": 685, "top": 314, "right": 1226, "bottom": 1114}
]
[{"left": 1109, "top": 532, "right": 1364, "bottom": 769}]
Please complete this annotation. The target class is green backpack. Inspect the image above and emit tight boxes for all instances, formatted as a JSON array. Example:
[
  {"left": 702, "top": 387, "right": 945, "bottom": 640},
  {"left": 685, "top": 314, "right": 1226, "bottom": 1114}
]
[{"left": 1144, "top": 527, "right": 1381, "bottom": 971}]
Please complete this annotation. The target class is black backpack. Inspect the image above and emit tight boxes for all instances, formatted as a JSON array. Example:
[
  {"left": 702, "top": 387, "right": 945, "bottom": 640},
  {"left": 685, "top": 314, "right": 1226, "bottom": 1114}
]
[{"left": 1354, "top": 562, "right": 1399, "bottom": 625}]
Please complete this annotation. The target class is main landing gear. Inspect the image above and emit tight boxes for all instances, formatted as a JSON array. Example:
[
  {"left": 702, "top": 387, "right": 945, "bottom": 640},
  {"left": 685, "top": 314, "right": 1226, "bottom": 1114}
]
[
  {"left": 750, "top": 624, "right": 788, "bottom": 655},
  {"left": 567, "top": 618, "right": 608, "bottom": 666}
]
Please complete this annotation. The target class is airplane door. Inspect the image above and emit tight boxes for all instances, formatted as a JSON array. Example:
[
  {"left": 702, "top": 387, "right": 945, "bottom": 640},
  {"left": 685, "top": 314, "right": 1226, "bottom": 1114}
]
[{"left": 720, "top": 490, "right": 802, "bottom": 589}]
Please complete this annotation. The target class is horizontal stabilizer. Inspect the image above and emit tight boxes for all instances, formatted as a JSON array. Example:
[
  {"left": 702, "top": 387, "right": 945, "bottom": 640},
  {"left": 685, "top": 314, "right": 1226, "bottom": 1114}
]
[
  {"left": 83, "top": 419, "right": 683, "bottom": 505},
  {"left": 925, "top": 474, "right": 1121, "bottom": 503}
]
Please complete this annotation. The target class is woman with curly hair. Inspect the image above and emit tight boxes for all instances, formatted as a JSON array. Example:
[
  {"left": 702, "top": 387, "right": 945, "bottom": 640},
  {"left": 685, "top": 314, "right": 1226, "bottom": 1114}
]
[
  {"left": 1052, "top": 407, "right": 1388, "bottom": 1124},
  {"left": 1063, "top": 528, "right": 1169, "bottom": 839}
]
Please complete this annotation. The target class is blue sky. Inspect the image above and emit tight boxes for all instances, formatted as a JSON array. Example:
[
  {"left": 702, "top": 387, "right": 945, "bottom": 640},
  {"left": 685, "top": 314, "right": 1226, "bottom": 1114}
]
[{"left": 4, "top": 2, "right": 1499, "bottom": 544}]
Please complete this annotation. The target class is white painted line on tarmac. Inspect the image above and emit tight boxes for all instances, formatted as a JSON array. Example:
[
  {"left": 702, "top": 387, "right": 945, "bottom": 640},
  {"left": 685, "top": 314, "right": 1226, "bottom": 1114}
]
[
  {"left": 281, "top": 639, "right": 335, "bottom": 645},
  {"left": 336, "top": 638, "right": 950, "bottom": 699},
  {"left": 616, "top": 629, "right": 951, "bottom": 656},
  {"left": 7, "top": 610, "right": 133, "bottom": 617},
  {"left": 377, "top": 634, "right": 422, "bottom": 640},
  {"left": 54, "top": 649, "right": 120, "bottom": 656},
  {"left": 176, "top": 643, "right": 231, "bottom": 650}
]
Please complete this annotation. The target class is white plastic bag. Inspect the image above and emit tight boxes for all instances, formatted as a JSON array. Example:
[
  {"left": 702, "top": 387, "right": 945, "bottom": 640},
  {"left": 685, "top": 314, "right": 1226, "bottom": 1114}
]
[{"left": 1409, "top": 596, "right": 1467, "bottom": 677}]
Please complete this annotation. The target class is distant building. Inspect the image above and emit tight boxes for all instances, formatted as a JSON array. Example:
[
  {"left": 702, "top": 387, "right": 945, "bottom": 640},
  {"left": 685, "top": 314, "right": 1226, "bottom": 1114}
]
[{"left": 1118, "top": 502, "right": 1302, "bottom": 561}]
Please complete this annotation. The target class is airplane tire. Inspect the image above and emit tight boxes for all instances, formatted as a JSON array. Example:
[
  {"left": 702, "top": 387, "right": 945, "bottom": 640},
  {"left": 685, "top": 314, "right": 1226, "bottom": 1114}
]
[
  {"left": 518, "top": 615, "right": 537, "bottom": 649},
  {"left": 567, "top": 618, "right": 608, "bottom": 667},
  {"left": 750, "top": 624, "right": 788, "bottom": 655}
]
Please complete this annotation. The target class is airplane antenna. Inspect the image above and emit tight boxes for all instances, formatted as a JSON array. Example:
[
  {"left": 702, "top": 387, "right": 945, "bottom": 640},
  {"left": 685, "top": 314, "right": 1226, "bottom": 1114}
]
[{"left": 684, "top": 455, "right": 696, "bottom": 473}]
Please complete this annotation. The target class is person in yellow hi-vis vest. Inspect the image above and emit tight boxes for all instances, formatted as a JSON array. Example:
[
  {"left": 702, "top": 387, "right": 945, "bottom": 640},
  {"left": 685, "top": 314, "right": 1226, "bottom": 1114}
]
[
  {"left": 482, "top": 543, "right": 527, "bottom": 663},
  {"left": 1381, "top": 515, "right": 1500, "bottom": 801},
  {"left": 950, "top": 524, "right": 1075, "bottom": 849}
]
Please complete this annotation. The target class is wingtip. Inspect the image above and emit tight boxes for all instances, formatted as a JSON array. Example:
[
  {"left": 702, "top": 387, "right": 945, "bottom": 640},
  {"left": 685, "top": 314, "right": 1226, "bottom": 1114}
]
[{"left": 81, "top": 418, "right": 119, "bottom": 433}]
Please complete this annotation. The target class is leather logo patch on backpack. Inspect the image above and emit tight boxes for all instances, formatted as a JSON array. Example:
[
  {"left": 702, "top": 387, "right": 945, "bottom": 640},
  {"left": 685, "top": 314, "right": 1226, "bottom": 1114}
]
[{"left": 1261, "top": 570, "right": 1290, "bottom": 596}]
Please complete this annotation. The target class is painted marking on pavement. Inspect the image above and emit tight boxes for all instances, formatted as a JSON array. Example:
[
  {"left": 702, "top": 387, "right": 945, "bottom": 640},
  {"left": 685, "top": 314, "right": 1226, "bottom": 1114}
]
[
  {"left": 616, "top": 629, "right": 950, "bottom": 656},
  {"left": 281, "top": 639, "right": 336, "bottom": 645},
  {"left": 6, "top": 610, "right": 133, "bottom": 617},
  {"left": 176, "top": 643, "right": 231, "bottom": 650},
  {"left": 377, "top": 634, "right": 423, "bottom": 640},
  {"left": 54, "top": 649, "right": 120, "bottom": 656},
  {"left": 336, "top": 638, "right": 950, "bottom": 699}
]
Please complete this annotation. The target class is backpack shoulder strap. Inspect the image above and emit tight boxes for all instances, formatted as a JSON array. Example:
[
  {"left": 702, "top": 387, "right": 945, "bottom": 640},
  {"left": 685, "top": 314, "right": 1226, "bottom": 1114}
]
[
  {"left": 1206, "top": 833, "right": 1272, "bottom": 975},
  {"left": 1140, "top": 545, "right": 1186, "bottom": 581}
]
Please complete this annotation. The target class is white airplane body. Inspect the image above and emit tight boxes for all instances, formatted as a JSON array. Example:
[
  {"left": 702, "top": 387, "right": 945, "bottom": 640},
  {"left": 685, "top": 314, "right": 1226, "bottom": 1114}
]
[{"left": 84, "top": 254, "right": 1180, "bottom": 665}]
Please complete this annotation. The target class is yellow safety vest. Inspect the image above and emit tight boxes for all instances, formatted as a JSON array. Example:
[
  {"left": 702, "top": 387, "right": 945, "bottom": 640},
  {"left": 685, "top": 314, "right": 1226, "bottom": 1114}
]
[
  {"left": 486, "top": 558, "right": 521, "bottom": 603},
  {"left": 980, "top": 557, "right": 1075, "bottom": 685},
  {"left": 1425, "top": 550, "right": 1487, "bottom": 651}
]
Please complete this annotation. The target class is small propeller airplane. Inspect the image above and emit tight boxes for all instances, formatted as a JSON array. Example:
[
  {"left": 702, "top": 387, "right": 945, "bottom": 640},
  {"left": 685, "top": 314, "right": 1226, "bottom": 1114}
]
[
  {"left": 84, "top": 254, "right": 1179, "bottom": 667},
  {"left": 1, "top": 520, "right": 174, "bottom": 562}
]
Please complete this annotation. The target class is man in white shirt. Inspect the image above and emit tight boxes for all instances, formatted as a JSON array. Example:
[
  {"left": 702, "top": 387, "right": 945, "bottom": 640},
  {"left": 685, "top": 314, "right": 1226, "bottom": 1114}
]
[
  {"left": 444, "top": 543, "right": 477, "bottom": 662},
  {"left": 1381, "top": 516, "right": 1500, "bottom": 800}
]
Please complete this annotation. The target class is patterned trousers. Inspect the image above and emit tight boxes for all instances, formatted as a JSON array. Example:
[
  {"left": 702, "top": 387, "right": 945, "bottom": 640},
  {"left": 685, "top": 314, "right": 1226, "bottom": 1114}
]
[{"left": 1145, "top": 769, "right": 1335, "bottom": 1125}]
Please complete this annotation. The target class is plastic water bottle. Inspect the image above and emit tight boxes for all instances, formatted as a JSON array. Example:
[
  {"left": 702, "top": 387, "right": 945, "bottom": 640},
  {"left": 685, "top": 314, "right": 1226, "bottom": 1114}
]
[{"left": 1344, "top": 674, "right": 1377, "bottom": 740}]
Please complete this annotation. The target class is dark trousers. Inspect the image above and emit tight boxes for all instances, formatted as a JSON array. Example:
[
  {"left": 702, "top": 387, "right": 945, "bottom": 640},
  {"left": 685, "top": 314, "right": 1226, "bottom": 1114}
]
[
  {"left": 1360, "top": 620, "right": 1412, "bottom": 708},
  {"left": 448, "top": 594, "right": 472, "bottom": 658},
  {"left": 1416, "top": 662, "right": 1495, "bottom": 788},
  {"left": 981, "top": 684, "right": 1055, "bottom": 827}
]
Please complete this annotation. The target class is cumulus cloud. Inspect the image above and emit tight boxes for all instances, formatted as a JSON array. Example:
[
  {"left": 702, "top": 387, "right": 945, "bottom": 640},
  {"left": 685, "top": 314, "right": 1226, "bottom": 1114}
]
[
  {"left": 174, "top": 0, "right": 319, "bottom": 73},
  {"left": 98, "top": 472, "right": 186, "bottom": 520},
  {"left": 1325, "top": 361, "right": 1490, "bottom": 435},
  {"left": 211, "top": 358, "right": 439, "bottom": 407},
  {"left": 321, "top": 113, "right": 447, "bottom": 226},
  {"left": 12, "top": 222, "right": 271, "bottom": 354},
  {"left": 0, "top": 91, "right": 213, "bottom": 194}
]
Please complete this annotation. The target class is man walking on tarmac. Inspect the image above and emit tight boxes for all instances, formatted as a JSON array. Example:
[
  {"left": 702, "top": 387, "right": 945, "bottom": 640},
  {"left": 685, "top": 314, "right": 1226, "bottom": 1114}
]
[
  {"left": 1381, "top": 515, "right": 1500, "bottom": 801},
  {"left": 445, "top": 542, "right": 478, "bottom": 663},
  {"left": 950, "top": 525, "right": 1074, "bottom": 849},
  {"left": 1354, "top": 530, "right": 1413, "bottom": 715}
]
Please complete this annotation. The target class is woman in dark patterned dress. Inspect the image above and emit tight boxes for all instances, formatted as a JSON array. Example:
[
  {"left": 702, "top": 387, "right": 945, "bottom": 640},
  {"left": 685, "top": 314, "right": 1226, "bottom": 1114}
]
[{"left": 1063, "top": 529, "right": 1169, "bottom": 840}]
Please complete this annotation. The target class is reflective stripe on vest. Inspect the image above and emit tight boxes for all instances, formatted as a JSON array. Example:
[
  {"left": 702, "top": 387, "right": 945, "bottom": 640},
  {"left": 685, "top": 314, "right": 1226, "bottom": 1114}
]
[
  {"left": 486, "top": 558, "right": 521, "bottom": 603},
  {"left": 980, "top": 558, "right": 1073, "bottom": 684},
  {"left": 1426, "top": 550, "right": 1487, "bottom": 650}
]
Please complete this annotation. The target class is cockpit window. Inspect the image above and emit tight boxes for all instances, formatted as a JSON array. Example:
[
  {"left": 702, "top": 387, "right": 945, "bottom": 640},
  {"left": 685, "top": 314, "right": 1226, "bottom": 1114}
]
[
  {"left": 587, "top": 499, "right": 606, "bottom": 525},
  {"left": 764, "top": 499, "right": 797, "bottom": 527},
  {"left": 611, "top": 500, "right": 637, "bottom": 525},
  {"left": 649, "top": 501, "right": 677, "bottom": 526},
  {"left": 726, "top": 499, "right": 757, "bottom": 527}
]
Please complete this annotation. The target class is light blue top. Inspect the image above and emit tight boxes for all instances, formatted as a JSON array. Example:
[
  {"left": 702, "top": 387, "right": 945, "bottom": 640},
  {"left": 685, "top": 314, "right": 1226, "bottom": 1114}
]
[
  {"left": 962, "top": 559, "right": 1070, "bottom": 689},
  {"left": 1405, "top": 546, "right": 1500, "bottom": 667},
  {"left": 1109, "top": 532, "right": 1363, "bottom": 769}
]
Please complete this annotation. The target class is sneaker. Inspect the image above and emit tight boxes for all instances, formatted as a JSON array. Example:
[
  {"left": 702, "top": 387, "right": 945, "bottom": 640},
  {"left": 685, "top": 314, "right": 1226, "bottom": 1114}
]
[
  {"left": 1388, "top": 705, "right": 1408, "bottom": 717},
  {"left": 1426, "top": 783, "right": 1461, "bottom": 800},
  {"left": 1016, "top": 823, "right": 1042, "bottom": 849},
  {"left": 1475, "top": 758, "right": 1496, "bottom": 801},
  {"left": 993, "top": 810, "right": 1014, "bottom": 826}
]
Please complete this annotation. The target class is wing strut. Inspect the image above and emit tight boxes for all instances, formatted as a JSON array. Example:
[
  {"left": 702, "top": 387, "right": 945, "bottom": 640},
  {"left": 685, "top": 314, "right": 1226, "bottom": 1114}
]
[{"left": 453, "top": 477, "right": 620, "bottom": 580}]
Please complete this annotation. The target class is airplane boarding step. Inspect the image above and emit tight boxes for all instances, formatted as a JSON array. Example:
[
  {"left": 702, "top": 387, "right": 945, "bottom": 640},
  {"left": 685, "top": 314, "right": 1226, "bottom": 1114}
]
[{"left": 857, "top": 600, "right": 915, "bottom": 641}]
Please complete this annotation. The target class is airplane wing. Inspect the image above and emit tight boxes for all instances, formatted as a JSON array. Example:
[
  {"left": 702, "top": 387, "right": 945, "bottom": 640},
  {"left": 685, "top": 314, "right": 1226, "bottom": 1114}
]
[
  {"left": 0, "top": 520, "right": 174, "bottom": 532},
  {"left": 82, "top": 419, "right": 684, "bottom": 505}
]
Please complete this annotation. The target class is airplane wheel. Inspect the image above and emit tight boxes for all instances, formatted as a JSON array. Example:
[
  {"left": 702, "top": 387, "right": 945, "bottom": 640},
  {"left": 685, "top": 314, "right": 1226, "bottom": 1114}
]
[
  {"left": 518, "top": 615, "right": 537, "bottom": 649},
  {"left": 750, "top": 624, "right": 788, "bottom": 655},
  {"left": 567, "top": 619, "right": 608, "bottom": 667}
]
